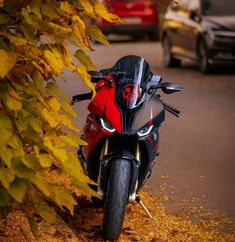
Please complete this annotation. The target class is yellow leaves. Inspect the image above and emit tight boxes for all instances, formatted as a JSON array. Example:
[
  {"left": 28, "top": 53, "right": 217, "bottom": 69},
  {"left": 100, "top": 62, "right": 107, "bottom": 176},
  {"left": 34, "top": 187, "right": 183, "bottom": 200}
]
[
  {"left": 43, "top": 132, "right": 68, "bottom": 164},
  {"left": 33, "top": 174, "right": 50, "bottom": 197},
  {"left": 6, "top": 34, "right": 27, "bottom": 47},
  {"left": 43, "top": 132, "right": 64, "bottom": 148},
  {"left": 8, "top": 177, "right": 27, "bottom": 203},
  {"left": 37, "top": 200, "right": 57, "bottom": 223},
  {"left": 22, "top": 154, "right": 41, "bottom": 170},
  {"left": 72, "top": 176, "right": 98, "bottom": 197},
  {"left": 47, "top": 96, "right": 60, "bottom": 112},
  {"left": 86, "top": 25, "right": 110, "bottom": 47},
  {"left": 64, "top": 152, "right": 89, "bottom": 183},
  {"left": 28, "top": 0, "right": 42, "bottom": 20},
  {"left": 75, "top": 49, "right": 95, "bottom": 71},
  {"left": 33, "top": 146, "right": 52, "bottom": 168},
  {"left": 0, "top": 115, "right": 13, "bottom": 146},
  {"left": 0, "top": 187, "right": 11, "bottom": 207},
  {"left": 41, "top": 3, "right": 60, "bottom": 20},
  {"left": 38, "top": 154, "right": 52, "bottom": 168},
  {"left": 94, "top": 2, "right": 123, "bottom": 23},
  {"left": 8, "top": 134, "right": 23, "bottom": 151},
  {"left": 6, "top": 95, "right": 22, "bottom": 112},
  {"left": 60, "top": 114, "right": 80, "bottom": 132},
  {"left": 48, "top": 184, "right": 76, "bottom": 215},
  {"left": 0, "top": 146, "right": 13, "bottom": 167},
  {"left": 31, "top": 189, "right": 57, "bottom": 223},
  {"left": 76, "top": 66, "right": 96, "bottom": 95},
  {"left": 0, "top": 167, "right": 15, "bottom": 189},
  {"left": 43, "top": 21, "right": 72, "bottom": 37},
  {"left": 60, "top": 132, "right": 86, "bottom": 147},
  {"left": 26, "top": 115, "right": 43, "bottom": 134},
  {"left": 59, "top": 134, "right": 79, "bottom": 147},
  {"left": 61, "top": 102, "right": 77, "bottom": 118},
  {"left": 50, "top": 147, "right": 68, "bottom": 164},
  {"left": 60, "top": 2, "right": 78, "bottom": 16},
  {"left": 0, "top": 50, "right": 16, "bottom": 78},
  {"left": 21, "top": 7, "right": 38, "bottom": 26},
  {"left": 80, "top": 0, "right": 94, "bottom": 16},
  {"left": 0, "top": 0, "right": 124, "bottom": 226},
  {"left": 60, "top": 44, "right": 76, "bottom": 71},
  {"left": 46, "top": 82, "right": 69, "bottom": 102},
  {"left": 7, "top": 85, "right": 22, "bottom": 101},
  {"left": 72, "top": 15, "right": 91, "bottom": 50},
  {"left": 44, "top": 48, "right": 64, "bottom": 76},
  {"left": 161, "top": 174, "right": 169, "bottom": 179},
  {"left": 6, "top": 86, "right": 22, "bottom": 111},
  {"left": 41, "top": 108, "right": 60, "bottom": 128}
]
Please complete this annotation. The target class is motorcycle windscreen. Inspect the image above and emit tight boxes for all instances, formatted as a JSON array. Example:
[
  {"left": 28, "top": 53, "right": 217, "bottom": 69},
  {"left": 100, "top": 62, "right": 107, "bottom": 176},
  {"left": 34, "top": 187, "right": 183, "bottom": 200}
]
[
  {"left": 113, "top": 55, "right": 152, "bottom": 110},
  {"left": 131, "top": 95, "right": 165, "bottom": 135}
]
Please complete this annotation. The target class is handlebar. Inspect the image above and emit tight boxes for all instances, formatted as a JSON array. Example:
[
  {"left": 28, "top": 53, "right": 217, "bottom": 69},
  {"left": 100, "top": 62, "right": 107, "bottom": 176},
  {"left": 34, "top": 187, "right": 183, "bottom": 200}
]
[
  {"left": 71, "top": 91, "right": 92, "bottom": 105},
  {"left": 162, "top": 101, "right": 181, "bottom": 117}
]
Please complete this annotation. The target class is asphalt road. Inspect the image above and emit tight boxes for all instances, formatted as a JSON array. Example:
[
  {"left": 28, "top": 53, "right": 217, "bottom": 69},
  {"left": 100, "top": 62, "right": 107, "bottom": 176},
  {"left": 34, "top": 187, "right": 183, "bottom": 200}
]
[{"left": 58, "top": 40, "right": 235, "bottom": 221}]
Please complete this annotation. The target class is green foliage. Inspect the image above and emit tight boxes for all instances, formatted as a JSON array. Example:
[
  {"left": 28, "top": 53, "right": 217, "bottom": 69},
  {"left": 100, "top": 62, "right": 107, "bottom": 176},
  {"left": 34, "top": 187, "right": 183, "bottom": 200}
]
[{"left": 0, "top": 0, "right": 120, "bottom": 235}]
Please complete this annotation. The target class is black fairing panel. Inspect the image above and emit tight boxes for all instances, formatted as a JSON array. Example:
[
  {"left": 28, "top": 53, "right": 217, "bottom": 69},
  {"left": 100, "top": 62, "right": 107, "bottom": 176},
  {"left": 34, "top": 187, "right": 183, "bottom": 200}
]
[{"left": 131, "top": 94, "right": 164, "bottom": 135}]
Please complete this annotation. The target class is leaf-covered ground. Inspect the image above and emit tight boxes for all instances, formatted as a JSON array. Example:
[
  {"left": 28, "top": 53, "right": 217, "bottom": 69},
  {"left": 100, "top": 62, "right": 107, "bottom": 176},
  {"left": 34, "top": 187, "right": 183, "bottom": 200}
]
[{"left": 0, "top": 193, "right": 234, "bottom": 242}]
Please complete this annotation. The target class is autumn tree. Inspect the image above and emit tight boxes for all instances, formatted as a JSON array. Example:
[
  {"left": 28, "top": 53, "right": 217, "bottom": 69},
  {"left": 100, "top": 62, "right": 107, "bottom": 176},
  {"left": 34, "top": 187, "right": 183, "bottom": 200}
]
[{"left": 0, "top": 0, "right": 121, "bottom": 234}]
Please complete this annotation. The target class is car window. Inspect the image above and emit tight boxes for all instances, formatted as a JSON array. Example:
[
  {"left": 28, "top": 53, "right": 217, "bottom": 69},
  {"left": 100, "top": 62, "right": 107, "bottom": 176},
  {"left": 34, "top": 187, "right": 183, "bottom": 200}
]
[{"left": 201, "top": 0, "right": 235, "bottom": 16}]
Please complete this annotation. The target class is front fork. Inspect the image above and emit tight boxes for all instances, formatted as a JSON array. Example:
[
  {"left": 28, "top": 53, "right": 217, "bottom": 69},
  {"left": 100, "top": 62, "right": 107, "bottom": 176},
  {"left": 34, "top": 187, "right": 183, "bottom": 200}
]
[{"left": 97, "top": 137, "right": 141, "bottom": 203}]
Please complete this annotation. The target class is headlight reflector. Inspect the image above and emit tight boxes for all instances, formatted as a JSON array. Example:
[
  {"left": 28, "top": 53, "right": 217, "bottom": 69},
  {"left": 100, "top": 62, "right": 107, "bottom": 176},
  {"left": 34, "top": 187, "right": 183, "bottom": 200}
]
[
  {"left": 137, "top": 125, "right": 153, "bottom": 137},
  {"left": 100, "top": 118, "right": 115, "bottom": 133}
]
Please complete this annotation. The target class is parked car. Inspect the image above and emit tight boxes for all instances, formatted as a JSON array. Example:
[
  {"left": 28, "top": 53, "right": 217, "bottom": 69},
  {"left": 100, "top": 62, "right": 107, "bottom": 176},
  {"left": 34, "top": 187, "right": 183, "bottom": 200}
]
[
  {"left": 162, "top": 0, "right": 235, "bottom": 72},
  {"left": 97, "top": 0, "right": 159, "bottom": 41}
]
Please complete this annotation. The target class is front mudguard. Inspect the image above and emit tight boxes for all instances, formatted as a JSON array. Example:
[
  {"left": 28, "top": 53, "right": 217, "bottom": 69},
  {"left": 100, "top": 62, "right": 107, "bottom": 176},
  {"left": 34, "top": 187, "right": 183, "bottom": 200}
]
[{"left": 98, "top": 150, "right": 140, "bottom": 202}]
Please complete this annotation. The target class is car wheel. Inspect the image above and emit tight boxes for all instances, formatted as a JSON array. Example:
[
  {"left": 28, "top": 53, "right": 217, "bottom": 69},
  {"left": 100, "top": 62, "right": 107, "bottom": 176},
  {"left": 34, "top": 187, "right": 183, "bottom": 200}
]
[
  {"left": 197, "top": 39, "right": 211, "bottom": 73},
  {"left": 163, "top": 36, "right": 181, "bottom": 67}
]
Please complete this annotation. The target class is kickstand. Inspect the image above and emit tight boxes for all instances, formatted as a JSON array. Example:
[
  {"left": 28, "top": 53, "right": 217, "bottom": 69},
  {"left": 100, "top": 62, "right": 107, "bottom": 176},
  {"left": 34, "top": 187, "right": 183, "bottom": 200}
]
[{"left": 136, "top": 196, "right": 153, "bottom": 219}]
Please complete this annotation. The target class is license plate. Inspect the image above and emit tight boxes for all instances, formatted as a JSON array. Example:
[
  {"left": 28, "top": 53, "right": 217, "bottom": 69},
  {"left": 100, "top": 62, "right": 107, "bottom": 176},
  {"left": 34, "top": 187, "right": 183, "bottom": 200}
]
[{"left": 122, "top": 17, "right": 141, "bottom": 24}]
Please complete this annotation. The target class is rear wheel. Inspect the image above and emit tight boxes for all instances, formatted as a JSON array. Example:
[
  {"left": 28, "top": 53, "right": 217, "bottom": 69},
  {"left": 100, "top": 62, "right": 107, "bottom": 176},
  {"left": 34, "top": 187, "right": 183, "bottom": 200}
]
[
  {"left": 163, "top": 36, "right": 181, "bottom": 67},
  {"left": 102, "top": 159, "right": 131, "bottom": 241}
]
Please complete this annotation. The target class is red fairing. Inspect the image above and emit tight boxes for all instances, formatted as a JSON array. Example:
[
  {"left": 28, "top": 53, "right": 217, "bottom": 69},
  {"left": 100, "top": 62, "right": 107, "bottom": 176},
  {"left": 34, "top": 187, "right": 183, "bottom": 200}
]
[
  {"left": 88, "top": 76, "right": 122, "bottom": 133},
  {"left": 82, "top": 113, "right": 107, "bottom": 159},
  {"left": 83, "top": 76, "right": 122, "bottom": 159}
]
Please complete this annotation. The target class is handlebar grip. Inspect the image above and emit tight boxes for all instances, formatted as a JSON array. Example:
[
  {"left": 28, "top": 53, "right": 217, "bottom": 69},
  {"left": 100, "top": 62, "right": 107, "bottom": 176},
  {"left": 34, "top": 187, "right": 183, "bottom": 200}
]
[
  {"left": 71, "top": 92, "right": 92, "bottom": 105},
  {"left": 162, "top": 101, "right": 181, "bottom": 117}
]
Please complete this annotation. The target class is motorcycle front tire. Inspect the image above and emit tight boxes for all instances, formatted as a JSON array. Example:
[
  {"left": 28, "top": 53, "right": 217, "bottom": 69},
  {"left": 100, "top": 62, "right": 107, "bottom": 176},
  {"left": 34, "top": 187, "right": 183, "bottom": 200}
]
[{"left": 102, "top": 159, "right": 131, "bottom": 241}]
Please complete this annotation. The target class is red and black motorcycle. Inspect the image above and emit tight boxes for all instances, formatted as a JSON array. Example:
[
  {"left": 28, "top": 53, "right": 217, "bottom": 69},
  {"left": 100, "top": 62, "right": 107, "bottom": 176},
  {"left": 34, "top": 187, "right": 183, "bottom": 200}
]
[{"left": 72, "top": 55, "right": 182, "bottom": 240}]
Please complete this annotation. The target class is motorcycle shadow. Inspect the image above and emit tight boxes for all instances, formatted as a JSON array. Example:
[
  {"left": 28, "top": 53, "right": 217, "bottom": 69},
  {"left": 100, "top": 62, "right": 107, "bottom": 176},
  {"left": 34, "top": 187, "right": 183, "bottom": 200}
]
[{"left": 59, "top": 195, "right": 104, "bottom": 241}]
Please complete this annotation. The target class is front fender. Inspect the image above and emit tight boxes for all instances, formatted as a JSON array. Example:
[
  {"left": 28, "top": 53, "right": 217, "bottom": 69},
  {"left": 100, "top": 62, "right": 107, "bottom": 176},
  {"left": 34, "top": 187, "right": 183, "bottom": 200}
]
[{"left": 98, "top": 150, "right": 140, "bottom": 201}]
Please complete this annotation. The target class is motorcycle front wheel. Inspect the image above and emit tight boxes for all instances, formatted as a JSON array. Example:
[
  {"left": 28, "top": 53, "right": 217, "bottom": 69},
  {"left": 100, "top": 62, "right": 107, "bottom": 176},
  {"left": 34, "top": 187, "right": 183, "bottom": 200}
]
[{"left": 102, "top": 159, "right": 131, "bottom": 240}]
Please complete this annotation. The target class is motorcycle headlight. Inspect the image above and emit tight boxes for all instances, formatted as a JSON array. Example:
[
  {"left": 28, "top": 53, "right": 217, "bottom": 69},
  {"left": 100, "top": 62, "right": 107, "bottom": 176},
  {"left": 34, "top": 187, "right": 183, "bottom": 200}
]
[
  {"left": 100, "top": 118, "right": 115, "bottom": 133},
  {"left": 137, "top": 125, "right": 153, "bottom": 137}
]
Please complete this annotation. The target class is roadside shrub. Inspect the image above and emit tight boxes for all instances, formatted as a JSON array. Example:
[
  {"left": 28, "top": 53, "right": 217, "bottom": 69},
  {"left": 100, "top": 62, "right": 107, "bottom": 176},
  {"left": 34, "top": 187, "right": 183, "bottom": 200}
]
[{"left": 0, "top": 0, "right": 121, "bottom": 235}]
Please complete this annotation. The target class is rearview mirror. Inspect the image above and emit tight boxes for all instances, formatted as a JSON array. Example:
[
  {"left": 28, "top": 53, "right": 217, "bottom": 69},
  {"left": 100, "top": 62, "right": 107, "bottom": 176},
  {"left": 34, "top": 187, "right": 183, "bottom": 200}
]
[{"left": 160, "top": 82, "right": 182, "bottom": 94}]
